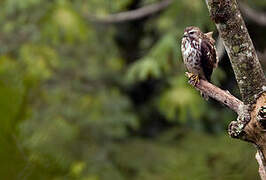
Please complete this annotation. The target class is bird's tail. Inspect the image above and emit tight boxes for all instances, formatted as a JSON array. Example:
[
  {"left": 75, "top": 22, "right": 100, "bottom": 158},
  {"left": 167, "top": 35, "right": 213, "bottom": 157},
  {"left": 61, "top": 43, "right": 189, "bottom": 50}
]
[{"left": 205, "top": 31, "right": 219, "bottom": 68}]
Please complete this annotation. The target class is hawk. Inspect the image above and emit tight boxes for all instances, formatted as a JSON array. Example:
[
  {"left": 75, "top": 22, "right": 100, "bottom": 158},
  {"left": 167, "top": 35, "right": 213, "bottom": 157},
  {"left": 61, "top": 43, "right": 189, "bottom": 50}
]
[{"left": 181, "top": 26, "right": 218, "bottom": 99}]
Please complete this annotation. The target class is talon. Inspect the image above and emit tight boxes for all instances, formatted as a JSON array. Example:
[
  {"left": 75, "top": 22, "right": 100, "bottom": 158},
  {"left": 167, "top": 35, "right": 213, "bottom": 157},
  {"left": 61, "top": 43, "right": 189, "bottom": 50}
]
[
  {"left": 185, "top": 72, "right": 193, "bottom": 78},
  {"left": 186, "top": 72, "right": 200, "bottom": 86}
]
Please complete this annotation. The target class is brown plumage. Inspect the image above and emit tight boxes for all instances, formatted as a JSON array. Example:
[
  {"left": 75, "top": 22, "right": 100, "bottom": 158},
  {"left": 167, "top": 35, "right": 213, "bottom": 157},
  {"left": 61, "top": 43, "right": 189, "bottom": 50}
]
[{"left": 181, "top": 26, "right": 218, "bottom": 99}]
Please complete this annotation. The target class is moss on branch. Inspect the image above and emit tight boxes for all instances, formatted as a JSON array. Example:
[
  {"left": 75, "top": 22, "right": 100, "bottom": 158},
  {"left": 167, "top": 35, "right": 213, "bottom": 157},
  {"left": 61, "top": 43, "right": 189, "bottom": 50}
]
[{"left": 206, "top": 0, "right": 266, "bottom": 104}]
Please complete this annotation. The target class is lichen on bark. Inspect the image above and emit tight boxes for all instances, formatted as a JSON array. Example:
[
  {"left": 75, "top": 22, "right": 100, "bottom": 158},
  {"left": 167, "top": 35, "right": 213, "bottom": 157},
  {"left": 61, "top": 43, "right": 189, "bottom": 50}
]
[
  {"left": 206, "top": 0, "right": 266, "bottom": 105},
  {"left": 204, "top": 0, "right": 266, "bottom": 178}
]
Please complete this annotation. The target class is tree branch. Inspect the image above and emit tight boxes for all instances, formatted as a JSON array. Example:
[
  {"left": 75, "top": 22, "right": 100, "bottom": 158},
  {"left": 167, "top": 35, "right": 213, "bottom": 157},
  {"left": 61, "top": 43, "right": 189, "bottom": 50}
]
[
  {"left": 185, "top": 73, "right": 243, "bottom": 114},
  {"left": 203, "top": 0, "right": 266, "bottom": 179},
  {"left": 205, "top": 0, "right": 266, "bottom": 104},
  {"left": 256, "top": 151, "right": 266, "bottom": 180},
  {"left": 239, "top": 3, "right": 266, "bottom": 26},
  {"left": 87, "top": 0, "right": 173, "bottom": 24},
  {"left": 257, "top": 50, "right": 266, "bottom": 70}
]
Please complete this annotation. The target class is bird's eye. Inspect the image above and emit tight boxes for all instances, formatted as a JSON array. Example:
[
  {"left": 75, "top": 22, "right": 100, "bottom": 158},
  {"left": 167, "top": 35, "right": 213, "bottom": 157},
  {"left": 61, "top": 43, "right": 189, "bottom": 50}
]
[{"left": 189, "top": 31, "right": 195, "bottom": 34}]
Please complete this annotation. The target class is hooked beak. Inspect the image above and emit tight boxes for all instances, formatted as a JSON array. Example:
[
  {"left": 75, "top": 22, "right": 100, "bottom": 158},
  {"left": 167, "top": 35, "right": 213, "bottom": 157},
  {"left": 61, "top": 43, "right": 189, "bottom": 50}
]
[{"left": 183, "top": 32, "right": 188, "bottom": 38}]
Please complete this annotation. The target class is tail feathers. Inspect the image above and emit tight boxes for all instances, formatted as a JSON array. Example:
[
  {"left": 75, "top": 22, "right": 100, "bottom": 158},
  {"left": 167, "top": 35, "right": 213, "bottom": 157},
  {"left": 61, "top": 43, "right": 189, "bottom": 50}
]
[
  {"left": 205, "top": 31, "right": 219, "bottom": 68},
  {"left": 205, "top": 32, "right": 214, "bottom": 43},
  {"left": 200, "top": 91, "right": 209, "bottom": 101}
]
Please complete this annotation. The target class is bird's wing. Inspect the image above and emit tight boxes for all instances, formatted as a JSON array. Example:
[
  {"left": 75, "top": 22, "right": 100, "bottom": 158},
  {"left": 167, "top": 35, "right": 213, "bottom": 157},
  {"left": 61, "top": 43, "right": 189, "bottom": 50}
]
[{"left": 200, "top": 37, "right": 217, "bottom": 82}]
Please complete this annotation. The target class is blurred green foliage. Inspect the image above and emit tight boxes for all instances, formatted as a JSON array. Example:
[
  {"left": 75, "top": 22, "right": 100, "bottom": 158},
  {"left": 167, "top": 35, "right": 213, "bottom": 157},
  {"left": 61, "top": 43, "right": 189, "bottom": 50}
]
[{"left": 0, "top": 0, "right": 265, "bottom": 179}]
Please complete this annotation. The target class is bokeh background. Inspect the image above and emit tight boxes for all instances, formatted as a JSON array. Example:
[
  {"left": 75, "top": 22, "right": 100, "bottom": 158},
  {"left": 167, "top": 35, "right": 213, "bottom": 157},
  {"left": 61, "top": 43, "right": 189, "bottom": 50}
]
[{"left": 0, "top": 0, "right": 265, "bottom": 179}]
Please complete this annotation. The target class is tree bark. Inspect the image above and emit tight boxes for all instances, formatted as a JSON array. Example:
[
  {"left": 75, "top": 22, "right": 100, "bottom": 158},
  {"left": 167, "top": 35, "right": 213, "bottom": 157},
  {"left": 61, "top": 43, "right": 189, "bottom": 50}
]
[
  {"left": 201, "top": 0, "right": 266, "bottom": 178},
  {"left": 185, "top": 73, "right": 243, "bottom": 114},
  {"left": 205, "top": 0, "right": 265, "bottom": 104}
]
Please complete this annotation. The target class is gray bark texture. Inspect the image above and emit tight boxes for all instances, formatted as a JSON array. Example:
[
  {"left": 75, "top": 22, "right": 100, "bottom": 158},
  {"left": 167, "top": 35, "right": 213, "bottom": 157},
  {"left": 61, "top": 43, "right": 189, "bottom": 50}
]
[
  {"left": 202, "top": 0, "right": 266, "bottom": 179},
  {"left": 206, "top": 0, "right": 265, "bottom": 104}
]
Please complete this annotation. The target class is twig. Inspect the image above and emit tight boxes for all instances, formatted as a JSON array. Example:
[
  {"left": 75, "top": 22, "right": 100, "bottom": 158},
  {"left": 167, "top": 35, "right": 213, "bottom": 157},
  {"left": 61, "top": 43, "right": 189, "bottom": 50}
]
[
  {"left": 185, "top": 73, "right": 243, "bottom": 114},
  {"left": 257, "top": 50, "right": 266, "bottom": 61},
  {"left": 87, "top": 0, "right": 173, "bottom": 24},
  {"left": 257, "top": 50, "right": 266, "bottom": 70},
  {"left": 239, "top": 3, "right": 266, "bottom": 26},
  {"left": 256, "top": 151, "right": 266, "bottom": 180}
]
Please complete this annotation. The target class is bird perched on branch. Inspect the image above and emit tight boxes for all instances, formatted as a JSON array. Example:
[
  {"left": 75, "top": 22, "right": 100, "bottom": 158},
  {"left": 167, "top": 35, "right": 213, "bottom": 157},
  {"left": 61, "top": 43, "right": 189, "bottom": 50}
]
[{"left": 181, "top": 26, "right": 218, "bottom": 99}]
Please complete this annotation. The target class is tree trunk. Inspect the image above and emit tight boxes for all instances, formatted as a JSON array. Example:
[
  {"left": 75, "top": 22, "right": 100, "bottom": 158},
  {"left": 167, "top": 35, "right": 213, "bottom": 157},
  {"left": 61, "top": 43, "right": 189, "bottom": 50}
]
[{"left": 191, "top": 0, "right": 266, "bottom": 178}]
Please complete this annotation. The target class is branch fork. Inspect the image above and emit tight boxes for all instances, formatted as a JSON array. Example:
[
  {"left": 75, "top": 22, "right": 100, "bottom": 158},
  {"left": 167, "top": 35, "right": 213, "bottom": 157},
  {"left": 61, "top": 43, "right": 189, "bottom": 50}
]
[
  {"left": 186, "top": 0, "right": 266, "bottom": 178},
  {"left": 185, "top": 73, "right": 250, "bottom": 139}
]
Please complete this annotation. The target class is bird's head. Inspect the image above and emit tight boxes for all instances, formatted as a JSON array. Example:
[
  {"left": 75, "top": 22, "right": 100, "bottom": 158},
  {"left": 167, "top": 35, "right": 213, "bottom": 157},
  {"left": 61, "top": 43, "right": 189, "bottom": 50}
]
[{"left": 183, "top": 26, "right": 202, "bottom": 40}]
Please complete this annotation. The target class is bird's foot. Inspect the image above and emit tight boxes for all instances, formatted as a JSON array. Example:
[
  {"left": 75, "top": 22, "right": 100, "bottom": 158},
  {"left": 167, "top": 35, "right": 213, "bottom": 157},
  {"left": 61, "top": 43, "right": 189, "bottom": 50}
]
[{"left": 185, "top": 72, "right": 200, "bottom": 86}]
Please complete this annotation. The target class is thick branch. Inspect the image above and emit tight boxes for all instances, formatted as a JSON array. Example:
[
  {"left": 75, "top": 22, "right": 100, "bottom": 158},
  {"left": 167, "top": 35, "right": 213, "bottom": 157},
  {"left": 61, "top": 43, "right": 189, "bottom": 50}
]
[
  {"left": 202, "top": 0, "right": 266, "bottom": 178},
  {"left": 239, "top": 3, "right": 266, "bottom": 26},
  {"left": 185, "top": 74, "right": 243, "bottom": 114},
  {"left": 205, "top": 0, "right": 266, "bottom": 104},
  {"left": 87, "top": 0, "right": 172, "bottom": 24}
]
